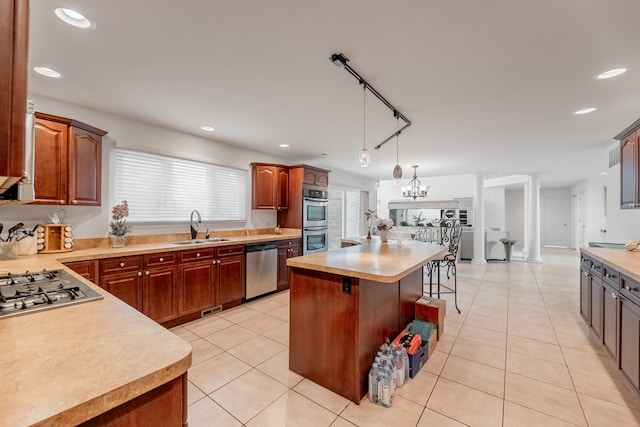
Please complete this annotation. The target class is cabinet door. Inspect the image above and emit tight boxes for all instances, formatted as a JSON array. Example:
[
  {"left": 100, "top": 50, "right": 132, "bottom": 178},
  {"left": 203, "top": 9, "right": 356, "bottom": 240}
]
[
  {"left": 65, "top": 260, "right": 98, "bottom": 283},
  {"left": 218, "top": 255, "right": 245, "bottom": 305},
  {"left": 143, "top": 267, "right": 178, "bottom": 323},
  {"left": 277, "top": 167, "right": 289, "bottom": 209},
  {"left": 620, "top": 132, "right": 638, "bottom": 209},
  {"left": 620, "top": 298, "right": 640, "bottom": 390},
  {"left": 252, "top": 165, "right": 278, "bottom": 209},
  {"left": 100, "top": 271, "right": 143, "bottom": 312},
  {"left": 602, "top": 283, "right": 619, "bottom": 359},
  {"left": 302, "top": 169, "right": 317, "bottom": 186},
  {"left": 315, "top": 170, "right": 329, "bottom": 186},
  {"left": 591, "top": 278, "right": 603, "bottom": 339},
  {"left": 277, "top": 247, "right": 289, "bottom": 290},
  {"left": 179, "top": 261, "right": 214, "bottom": 315},
  {"left": 580, "top": 267, "right": 591, "bottom": 323},
  {"left": 68, "top": 126, "right": 101, "bottom": 206},
  {"left": 33, "top": 119, "right": 67, "bottom": 204}
]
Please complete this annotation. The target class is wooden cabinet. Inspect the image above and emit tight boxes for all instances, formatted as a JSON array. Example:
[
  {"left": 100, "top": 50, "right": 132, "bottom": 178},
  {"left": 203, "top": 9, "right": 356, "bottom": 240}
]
[
  {"left": 277, "top": 238, "right": 301, "bottom": 291},
  {"left": 33, "top": 112, "right": 106, "bottom": 206},
  {"left": 278, "top": 164, "right": 331, "bottom": 229},
  {"left": 615, "top": 120, "right": 640, "bottom": 208},
  {"left": 178, "top": 247, "right": 216, "bottom": 316},
  {"left": 0, "top": 0, "right": 28, "bottom": 192},
  {"left": 602, "top": 282, "right": 619, "bottom": 359},
  {"left": 251, "top": 163, "right": 289, "bottom": 210},
  {"left": 65, "top": 260, "right": 99, "bottom": 283},
  {"left": 143, "top": 253, "right": 178, "bottom": 323},
  {"left": 302, "top": 166, "right": 330, "bottom": 187},
  {"left": 217, "top": 245, "right": 245, "bottom": 306},
  {"left": 579, "top": 253, "right": 591, "bottom": 322},
  {"left": 620, "top": 296, "right": 640, "bottom": 390},
  {"left": 99, "top": 256, "right": 144, "bottom": 311}
]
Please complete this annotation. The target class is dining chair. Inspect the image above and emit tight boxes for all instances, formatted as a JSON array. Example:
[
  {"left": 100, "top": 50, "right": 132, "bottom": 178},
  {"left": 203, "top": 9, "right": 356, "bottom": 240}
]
[{"left": 427, "top": 219, "right": 462, "bottom": 313}]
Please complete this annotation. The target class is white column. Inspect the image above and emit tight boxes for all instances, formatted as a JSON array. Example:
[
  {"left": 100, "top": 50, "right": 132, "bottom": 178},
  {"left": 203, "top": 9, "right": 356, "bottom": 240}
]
[
  {"left": 522, "top": 182, "right": 529, "bottom": 259},
  {"left": 527, "top": 175, "right": 542, "bottom": 263},
  {"left": 472, "top": 174, "right": 486, "bottom": 264}
]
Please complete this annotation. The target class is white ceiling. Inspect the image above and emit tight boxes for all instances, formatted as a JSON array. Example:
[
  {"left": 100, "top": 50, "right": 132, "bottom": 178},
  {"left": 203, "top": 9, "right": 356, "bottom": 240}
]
[{"left": 27, "top": 0, "right": 640, "bottom": 187}]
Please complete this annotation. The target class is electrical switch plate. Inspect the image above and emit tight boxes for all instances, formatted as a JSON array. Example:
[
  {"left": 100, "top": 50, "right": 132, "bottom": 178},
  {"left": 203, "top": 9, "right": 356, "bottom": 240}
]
[{"left": 342, "top": 277, "right": 351, "bottom": 294}]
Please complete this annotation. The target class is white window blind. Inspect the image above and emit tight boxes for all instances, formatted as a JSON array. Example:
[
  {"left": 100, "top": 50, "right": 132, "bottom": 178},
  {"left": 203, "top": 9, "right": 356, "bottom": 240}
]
[{"left": 115, "top": 149, "right": 246, "bottom": 222}]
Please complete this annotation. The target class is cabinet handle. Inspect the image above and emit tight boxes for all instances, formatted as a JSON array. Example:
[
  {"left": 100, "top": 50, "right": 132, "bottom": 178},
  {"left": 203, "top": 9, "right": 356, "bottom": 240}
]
[
  {"left": 60, "top": 200, "right": 66, "bottom": 204},
  {"left": 159, "top": 257, "right": 164, "bottom": 262},
  {"left": 624, "top": 285, "right": 638, "bottom": 291},
  {"left": 138, "top": 271, "right": 142, "bottom": 277},
  {"left": 120, "top": 262, "right": 125, "bottom": 268},
  {"left": 611, "top": 293, "right": 618, "bottom": 300},
  {"left": 71, "top": 200, "right": 78, "bottom": 204},
  {"left": 218, "top": 259, "right": 221, "bottom": 264},
  {"left": 145, "top": 271, "right": 150, "bottom": 275},
  {"left": 196, "top": 253, "right": 201, "bottom": 257}
]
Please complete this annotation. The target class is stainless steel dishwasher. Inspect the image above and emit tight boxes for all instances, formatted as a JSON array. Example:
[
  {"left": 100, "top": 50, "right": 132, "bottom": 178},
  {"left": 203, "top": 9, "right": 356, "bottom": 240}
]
[{"left": 245, "top": 241, "right": 278, "bottom": 299}]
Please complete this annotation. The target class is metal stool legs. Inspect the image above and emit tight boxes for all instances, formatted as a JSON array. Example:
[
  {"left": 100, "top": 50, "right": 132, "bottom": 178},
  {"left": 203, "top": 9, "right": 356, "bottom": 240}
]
[{"left": 428, "top": 259, "right": 461, "bottom": 314}]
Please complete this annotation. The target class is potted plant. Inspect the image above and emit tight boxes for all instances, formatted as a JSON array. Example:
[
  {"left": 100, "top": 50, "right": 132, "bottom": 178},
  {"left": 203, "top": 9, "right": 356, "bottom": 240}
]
[
  {"left": 377, "top": 218, "right": 394, "bottom": 242},
  {"left": 109, "top": 200, "right": 131, "bottom": 247},
  {"left": 500, "top": 237, "right": 516, "bottom": 262}
]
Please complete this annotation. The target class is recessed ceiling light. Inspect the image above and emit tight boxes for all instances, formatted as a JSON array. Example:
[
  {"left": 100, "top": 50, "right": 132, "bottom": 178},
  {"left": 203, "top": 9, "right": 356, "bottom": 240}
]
[
  {"left": 201, "top": 126, "right": 215, "bottom": 132},
  {"left": 33, "top": 66, "right": 62, "bottom": 78},
  {"left": 321, "top": 153, "right": 329, "bottom": 156},
  {"left": 54, "top": 8, "right": 93, "bottom": 29},
  {"left": 575, "top": 107, "right": 596, "bottom": 115},
  {"left": 596, "top": 68, "right": 627, "bottom": 80},
  {"left": 600, "top": 172, "right": 607, "bottom": 175},
  {"left": 279, "top": 144, "right": 289, "bottom": 148}
]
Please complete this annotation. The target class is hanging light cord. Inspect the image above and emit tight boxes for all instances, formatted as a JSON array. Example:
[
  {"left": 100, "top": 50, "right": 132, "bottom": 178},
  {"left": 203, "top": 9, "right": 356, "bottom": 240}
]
[{"left": 363, "top": 85, "right": 366, "bottom": 150}]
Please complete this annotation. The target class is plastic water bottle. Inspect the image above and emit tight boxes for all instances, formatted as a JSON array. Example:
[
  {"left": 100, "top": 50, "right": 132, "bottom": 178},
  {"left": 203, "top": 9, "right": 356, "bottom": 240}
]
[
  {"left": 401, "top": 346, "right": 410, "bottom": 380},
  {"left": 377, "top": 363, "right": 392, "bottom": 407},
  {"left": 394, "top": 348, "right": 406, "bottom": 388},
  {"left": 368, "top": 362, "right": 379, "bottom": 403}
]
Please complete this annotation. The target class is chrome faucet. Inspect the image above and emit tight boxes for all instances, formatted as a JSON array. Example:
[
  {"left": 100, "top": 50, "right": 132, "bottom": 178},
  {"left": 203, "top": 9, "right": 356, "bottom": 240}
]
[{"left": 190, "top": 210, "right": 201, "bottom": 240}]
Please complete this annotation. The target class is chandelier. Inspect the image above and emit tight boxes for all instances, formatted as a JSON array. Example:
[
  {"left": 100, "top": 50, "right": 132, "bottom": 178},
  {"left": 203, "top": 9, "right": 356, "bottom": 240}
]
[{"left": 402, "top": 165, "right": 429, "bottom": 200}]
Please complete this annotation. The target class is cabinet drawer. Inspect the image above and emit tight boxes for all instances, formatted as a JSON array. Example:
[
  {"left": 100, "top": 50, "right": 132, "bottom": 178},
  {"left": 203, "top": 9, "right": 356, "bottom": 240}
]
[
  {"left": 580, "top": 253, "right": 591, "bottom": 269},
  {"left": 621, "top": 274, "right": 640, "bottom": 306},
  {"left": 590, "top": 260, "right": 603, "bottom": 278},
  {"left": 100, "top": 256, "right": 143, "bottom": 275},
  {"left": 217, "top": 244, "right": 245, "bottom": 257},
  {"left": 144, "top": 252, "right": 178, "bottom": 268},
  {"left": 603, "top": 264, "right": 621, "bottom": 290},
  {"left": 278, "top": 239, "right": 300, "bottom": 248},
  {"left": 180, "top": 247, "right": 214, "bottom": 262}
]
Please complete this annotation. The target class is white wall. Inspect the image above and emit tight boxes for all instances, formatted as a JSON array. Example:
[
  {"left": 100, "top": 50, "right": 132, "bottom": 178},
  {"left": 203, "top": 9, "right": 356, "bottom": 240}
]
[
  {"left": 1, "top": 95, "right": 373, "bottom": 237},
  {"left": 484, "top": 187, "right": 505, "bottom": 230},
  {"left": 505, "top": 189, "right": 525, "bottom": 251}
]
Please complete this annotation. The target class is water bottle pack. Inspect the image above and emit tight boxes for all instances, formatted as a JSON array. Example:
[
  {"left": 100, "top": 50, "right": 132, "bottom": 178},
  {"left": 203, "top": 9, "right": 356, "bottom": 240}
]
[{"left": 367, "top": 341, "right": 410, "bottom": 407}]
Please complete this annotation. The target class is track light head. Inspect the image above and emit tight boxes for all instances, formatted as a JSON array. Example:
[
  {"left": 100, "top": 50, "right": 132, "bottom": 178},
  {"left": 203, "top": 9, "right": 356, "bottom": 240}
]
[{"left": 330, "top": 53, "right": 349, "bottom": 68}]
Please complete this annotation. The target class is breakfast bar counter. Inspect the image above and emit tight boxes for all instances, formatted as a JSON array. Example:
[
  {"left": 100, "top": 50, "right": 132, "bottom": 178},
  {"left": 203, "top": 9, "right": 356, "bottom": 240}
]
[{"left": 287, "top": 238, "right": 445, "bottom": 403}]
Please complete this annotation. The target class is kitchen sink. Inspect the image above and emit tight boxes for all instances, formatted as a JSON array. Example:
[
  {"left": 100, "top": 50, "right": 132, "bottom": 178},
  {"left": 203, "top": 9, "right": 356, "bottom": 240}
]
[{"left": 170, "top": 238, "right": 233, "bottom": 245}]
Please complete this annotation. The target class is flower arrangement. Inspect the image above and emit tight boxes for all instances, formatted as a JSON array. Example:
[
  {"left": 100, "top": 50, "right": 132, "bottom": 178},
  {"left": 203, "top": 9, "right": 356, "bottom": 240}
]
[
  {"left": 364, "top": 209, "right": 377, "bottom": 240},
  {"left": 109, "top": 200, "right": 131, "bottom": 236},
  {"left": 377, "top": 218, "right": 394, "bottom": 231},
  {"left": 500, "top": 238, "right": 516, "bottom": 245}
]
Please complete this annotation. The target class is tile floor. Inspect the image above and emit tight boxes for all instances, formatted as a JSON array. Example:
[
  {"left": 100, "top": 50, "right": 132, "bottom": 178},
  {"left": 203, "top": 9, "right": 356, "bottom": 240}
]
[{"left": 170, "top": 248, "right": 640, "bottom": 426}]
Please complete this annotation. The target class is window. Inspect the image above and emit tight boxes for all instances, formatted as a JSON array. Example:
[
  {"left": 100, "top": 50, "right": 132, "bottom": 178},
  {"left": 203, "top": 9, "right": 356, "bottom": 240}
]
[
  {"left": 327, "top": 185, "right": 368, "bottom": 249},
  {"left": 115, "top": 149, "right": 246, "bottom": 222}
]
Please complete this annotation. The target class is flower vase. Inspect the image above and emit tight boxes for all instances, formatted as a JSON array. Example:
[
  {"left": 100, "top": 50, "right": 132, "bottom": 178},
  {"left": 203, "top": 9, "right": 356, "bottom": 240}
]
[
  {"left": 367, "top": 227, "right": 372, "bottom": 240},
  {"left": 109, "top": 235, "right": 128, "bottom": 248},
  {"left": 379, "top": 229, "right": 389, "bottom": 243},
  {"left": 504, "top": 244, "right": 512, "bottom": 262}
]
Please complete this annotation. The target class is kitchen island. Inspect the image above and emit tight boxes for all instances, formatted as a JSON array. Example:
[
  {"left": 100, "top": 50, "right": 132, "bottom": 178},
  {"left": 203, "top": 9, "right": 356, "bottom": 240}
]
[{"left": 287, "top": 237, "right": 446, "bottom": 403}]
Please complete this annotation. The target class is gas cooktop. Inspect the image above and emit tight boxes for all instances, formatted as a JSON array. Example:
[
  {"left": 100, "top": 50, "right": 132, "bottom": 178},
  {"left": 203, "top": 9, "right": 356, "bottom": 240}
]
[{"left": 0, "top": 269, "right": 102, "bottom": 319}]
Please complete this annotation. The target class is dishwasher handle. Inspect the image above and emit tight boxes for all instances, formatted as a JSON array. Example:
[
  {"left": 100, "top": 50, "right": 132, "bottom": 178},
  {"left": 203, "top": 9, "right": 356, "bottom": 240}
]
[{"left": 246, "top": 241, "right": 278, "bottom": 252}]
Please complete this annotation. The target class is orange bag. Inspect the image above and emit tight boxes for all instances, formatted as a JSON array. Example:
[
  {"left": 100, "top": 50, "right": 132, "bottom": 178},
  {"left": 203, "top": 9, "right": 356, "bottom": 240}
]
[{"left": 392, "top": 331, "right": 422, "bottom": 354}]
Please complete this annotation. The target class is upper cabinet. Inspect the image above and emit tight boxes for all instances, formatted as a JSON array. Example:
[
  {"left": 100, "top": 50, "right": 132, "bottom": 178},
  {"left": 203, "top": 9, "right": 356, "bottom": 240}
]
[
  {"left": 301, "top": 165, "right": 330, "bottom": 187},
  {"left": 251, "top": 163, "right": 289, "bottom": 210},
  {"left": 616, "top": 120, "right": 640, "bottom": 209},
  {"left": 33, "top": 112, "right": 107, "bottom": 206},
  {"left": 0, "top": 0, "right": 28, "bottom": 191}
]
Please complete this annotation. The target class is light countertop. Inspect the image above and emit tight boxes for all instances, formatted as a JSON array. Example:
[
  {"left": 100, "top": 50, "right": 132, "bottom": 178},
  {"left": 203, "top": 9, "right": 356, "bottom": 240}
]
[
  {"left": 287, "top": 237, "right": 446, "bottom": 283},
  {"left": 581, "top": 246, "right": 640, "bottom": 282}
]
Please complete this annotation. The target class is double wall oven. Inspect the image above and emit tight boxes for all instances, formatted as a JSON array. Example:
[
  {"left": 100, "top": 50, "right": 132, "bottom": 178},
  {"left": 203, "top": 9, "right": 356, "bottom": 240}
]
[{"left": 302, "top": 188, "right": 328, "bottom": 254}]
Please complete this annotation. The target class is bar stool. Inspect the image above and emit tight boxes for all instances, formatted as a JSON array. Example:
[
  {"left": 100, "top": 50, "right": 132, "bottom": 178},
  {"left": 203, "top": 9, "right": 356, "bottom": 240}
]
[{"left": 427, "top": 219, "right": 462, "bottom": 313}]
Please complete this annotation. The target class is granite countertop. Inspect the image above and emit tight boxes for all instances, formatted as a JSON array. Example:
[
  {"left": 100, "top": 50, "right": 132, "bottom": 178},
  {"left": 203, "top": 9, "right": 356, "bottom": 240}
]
[
  {"left": 0, "top": 228, "right": 301, "bottom": 426},
  {"left": 581, "top": 246, "right": 640, "bottom": 283},
  {"left": 287, "top": 236, "right": 446, "bottom": 283}
]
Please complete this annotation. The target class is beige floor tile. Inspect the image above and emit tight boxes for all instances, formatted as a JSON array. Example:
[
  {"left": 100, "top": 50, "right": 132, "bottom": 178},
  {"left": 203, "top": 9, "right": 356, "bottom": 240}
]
[
  {"left": 183, "top": 315, "right": 233, "bottom": 337},
  {"left": 395, "top": 371, "right": 438, "bottom": 406},
  {"left": 562, "top": 347, "right": 618, "bottom": 378},
  {"left": 269, "top": 290, "right": 290, "bottom": 306},
  {"left": 569, "top": 366, "right": 640, "bottom": 411},
  {"left": 467, "top": 304, "right": 508, "bottom": 321},
  {"left": 579, "top": 393, "right": 640, "bottom": 427},
  {"left": 450, "top": 336, "right": 506, "bottom": 369},
  {"left": 190, "top": 338, "right": 224, "bottom": 366},
  {"left": 268, "top": 305, "right": 290, "bottom": 321},
  {"left": 211, "top": 369, "right": 288, "bottom": 424},
  {"left": 507, "top": 334, "right": 565, "bottom": 364},
  {"left": 506, "top": 351, "right": 573, "bottom": 390},
  {"left": 424, "top": 350, "right": 448, "bottom": 375},
  {"left": 255, "top": 349, "right": 304, "bottom": 388},
  {"left": 238, "top": 312, "right": 287, "bottom": 334},
  {"left": 202, "top": 323, "right": 258, "bottom": 351},
  {"left": 228, "top": 335, "right": 286, "bottom": 366},
  {"left": 507, "top": 323, "right": 558, "bottom": 345},
  {"left": 188, "top": 352, "right": 252, "bottom": 394},
  {"left": 293, "top": 379, "right": 350, "bottom": 414},
  {"left": 464, "top": 312, "right": 508, "bottom": 333},
  {"left": 435, "top": 332, "right": 456, "bottom": 354},
  {"left": 246, "top": 390, "right": 337, "bottom": 427},
  {"left": 218, "top": 306, "right": 262, "bottom": 323},
  {"left": 341, "top": 395, "right": 424, "bottom": 427},
  {"left": 457, "top": 324, "right": 507, "bottom": 349},
  {"left": 187, "top": 397, "right": 242, "bottom": 427},
  {"left": 330, "top": 417, "right": 357, "bottom": 427},
  {"left": 441, "top": 354, "right": 505, "bottom": 397},
  {"left": 169, "top": 325, "right": 200, "bottom": 343},
  {"left": 416, "top": 408, "right": 467, "bottom": 427},
  {"left": 505, "top": 372, "right": 586, "bottom": 426},
  {"left": 503, "top": 401, "right": 582, "bottom": 427},
  {"left": 245, "top": 298, "right": 284, "bottom": 313},
  {"left": 262, "top": 322, "right": 290, "bottom": 346},
  {"left": 426, "top": 377, "right": 503, "bottom": 427},
  {"left": 187, "top": 380, "right": 206, "bottom": 406}
]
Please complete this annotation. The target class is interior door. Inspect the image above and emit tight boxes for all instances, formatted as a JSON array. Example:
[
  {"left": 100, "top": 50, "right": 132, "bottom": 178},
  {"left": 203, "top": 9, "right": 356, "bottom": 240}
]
[{"left": 543, "top": 195, "right": 570, "bottom": 247}]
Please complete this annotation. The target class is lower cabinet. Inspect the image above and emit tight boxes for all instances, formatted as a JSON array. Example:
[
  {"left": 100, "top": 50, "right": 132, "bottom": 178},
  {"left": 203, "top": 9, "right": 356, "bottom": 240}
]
[
  {"left": 590, "top": 276, "right": 603, "bottom": 340},
  {"left": 277, "top": 238, "right": 301, "bottom": 291},
  {"left": 178, "top": 247, "right": 216, "bottom": 316},
  {"left": 218, "top": 245, "right": 245, "bottom": 306},
  {"left": 602, "top": 282, "right": 619, "bottom": 359},
  {"left": 620, "top": 297, "right": 640, "bottom": 389},
  {"left": 579, "top": 266, "right": 591, "bottom": 323},
  {"left": 65, "top": 260, "right": 99, "bottom": 283},
  {"left": 99, "top": 256, "right": 144, "bottom": 312},
  {"left": 143, "top": 253, "right": 178, "bottom": 323}
]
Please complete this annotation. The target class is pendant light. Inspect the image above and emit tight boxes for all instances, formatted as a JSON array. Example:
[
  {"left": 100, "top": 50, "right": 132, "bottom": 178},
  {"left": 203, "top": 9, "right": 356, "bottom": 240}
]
[
  {"left": 402, "top": 165, "right": 429, "bottom": 199},
  {"left": 392, "top": 116, "right": 402, "bottom": 183},
  {"left": 375, "top": 147, "right": 381, "bottom": 190},
  {"left": 358, "top": 84, "right": 370, "bottom": 167}
]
